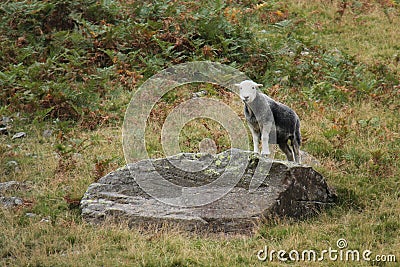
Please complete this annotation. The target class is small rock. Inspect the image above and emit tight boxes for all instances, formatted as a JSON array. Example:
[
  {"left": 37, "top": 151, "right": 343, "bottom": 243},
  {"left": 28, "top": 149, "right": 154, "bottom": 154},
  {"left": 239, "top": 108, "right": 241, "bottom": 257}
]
[
  {"left": 0, "top": 181, "right": 21, "bottom": 194},
  {"left": 25, "top": 213, "right": 37, "bottom": 218},
  {"left": 12, "top": 132, "right": 26, "bottom": 139},
  {"left": 192, "top": 90, "right": 208, "bottom": 98},
  {"left": 40, "top": 217, "right": 51, "bottom": 223},
  {"left": 0, "top": 126, "right": 8, "bottom": 135},
  {"left": 6, "top": 161, "right": 21, "bottom": 173},
  {"left": 6, "top": 161, "right": 18, "bottom": 167},
  {"left": 0, "top": 196, "right": 24, "bottom": 208},
  {"left": 1, "top": 116, "right": 12, "bottom": 125},
  {"left": 25, "top": 152, "right": 37, "bottom": 159},
  {"left": 300, "top": 150, "right": 321, "bottom": 167},
  {"left": 42, "top": 129, "right": 53, "bottom": 138}
]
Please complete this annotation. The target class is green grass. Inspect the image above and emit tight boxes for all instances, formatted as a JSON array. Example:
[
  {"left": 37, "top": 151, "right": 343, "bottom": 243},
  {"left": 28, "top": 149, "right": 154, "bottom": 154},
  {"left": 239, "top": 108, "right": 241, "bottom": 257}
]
[{"left": 1, "top": 0, "right": 399, "bottom": 266}]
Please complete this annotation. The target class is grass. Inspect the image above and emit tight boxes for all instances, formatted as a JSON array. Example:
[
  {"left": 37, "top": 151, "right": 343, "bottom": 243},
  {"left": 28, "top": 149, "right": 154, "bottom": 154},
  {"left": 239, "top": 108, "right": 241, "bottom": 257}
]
[
  {"left": 1, "top": 0, "right": 399, "bottom": 266},
  {"left": 289, "top": 0, "right": 400, "bottom": 71}
]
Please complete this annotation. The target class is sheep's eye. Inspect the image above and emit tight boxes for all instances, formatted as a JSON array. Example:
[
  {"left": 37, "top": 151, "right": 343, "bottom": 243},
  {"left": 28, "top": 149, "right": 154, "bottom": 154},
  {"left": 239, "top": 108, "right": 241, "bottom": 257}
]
[{"left": 252, "top": 86, "right": 255, "bottom": 90}]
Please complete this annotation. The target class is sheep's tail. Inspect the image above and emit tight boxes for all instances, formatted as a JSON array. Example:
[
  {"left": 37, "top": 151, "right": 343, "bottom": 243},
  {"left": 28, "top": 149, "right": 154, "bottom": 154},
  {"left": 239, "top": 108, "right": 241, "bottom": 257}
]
[{"left": 295, "top": 119, "right": 301, "bottom": 146}]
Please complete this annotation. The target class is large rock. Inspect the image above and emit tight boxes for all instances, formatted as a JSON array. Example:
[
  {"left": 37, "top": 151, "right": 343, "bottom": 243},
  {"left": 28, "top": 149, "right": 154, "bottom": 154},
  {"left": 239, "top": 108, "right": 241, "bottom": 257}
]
[{"left": 81, "top": 149, "right": 336, "bottom": 233}]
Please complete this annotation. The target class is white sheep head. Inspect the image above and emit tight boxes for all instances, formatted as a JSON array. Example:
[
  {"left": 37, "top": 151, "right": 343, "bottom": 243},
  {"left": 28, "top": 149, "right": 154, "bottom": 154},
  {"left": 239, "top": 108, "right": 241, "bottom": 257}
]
[{"left": 235, "top": 80, "right": 263, "bottom": 103}]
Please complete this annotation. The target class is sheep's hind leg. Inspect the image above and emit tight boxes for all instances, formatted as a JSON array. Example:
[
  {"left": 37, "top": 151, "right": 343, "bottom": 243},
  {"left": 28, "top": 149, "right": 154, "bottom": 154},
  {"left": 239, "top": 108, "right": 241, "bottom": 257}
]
[
  {"left": 278, "top": 142, "right": 294, "bottom": 161},
  {"left": 291, "top": 138, "right": 300, "bottom": 163}
]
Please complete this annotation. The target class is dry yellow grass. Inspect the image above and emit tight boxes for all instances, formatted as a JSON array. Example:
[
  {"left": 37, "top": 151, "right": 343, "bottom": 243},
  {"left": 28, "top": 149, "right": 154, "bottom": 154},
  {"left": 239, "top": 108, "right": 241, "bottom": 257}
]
[{"left": 289, "top": 0, "right": 400, "bottom": 73}]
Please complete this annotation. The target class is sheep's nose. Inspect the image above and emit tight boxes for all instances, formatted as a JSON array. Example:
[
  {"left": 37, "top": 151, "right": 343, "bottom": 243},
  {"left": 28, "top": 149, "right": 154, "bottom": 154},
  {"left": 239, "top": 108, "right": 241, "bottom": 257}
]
[{"left": 243, "top": 96, "right": 249, "bottom": 101}]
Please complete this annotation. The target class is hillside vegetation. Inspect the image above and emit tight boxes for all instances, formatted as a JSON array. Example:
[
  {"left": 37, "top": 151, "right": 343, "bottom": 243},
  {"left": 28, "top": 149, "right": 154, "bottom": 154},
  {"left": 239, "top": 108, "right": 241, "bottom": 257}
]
[{"left": 0, "top": 0, "right": 399, "bottom": 266}]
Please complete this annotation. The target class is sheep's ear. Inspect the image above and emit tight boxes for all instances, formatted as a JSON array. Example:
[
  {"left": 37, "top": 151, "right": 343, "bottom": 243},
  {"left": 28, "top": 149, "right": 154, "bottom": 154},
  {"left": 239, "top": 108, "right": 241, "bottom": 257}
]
[
  {"left": 233, "top": 83, "right": 240, "bottom": 87},
  {"left": 255, "top": 83, "right": 263, "bottom": 88}
]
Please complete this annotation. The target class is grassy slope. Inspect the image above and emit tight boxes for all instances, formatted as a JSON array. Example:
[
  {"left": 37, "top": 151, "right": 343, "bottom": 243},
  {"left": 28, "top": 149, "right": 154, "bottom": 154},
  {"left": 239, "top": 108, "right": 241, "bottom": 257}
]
[
  {"left": 291, "top": 0, "right": 400, "bottom": 69},
  {"left": 1, "top": 0, "right": 399, "bottom": 266}
]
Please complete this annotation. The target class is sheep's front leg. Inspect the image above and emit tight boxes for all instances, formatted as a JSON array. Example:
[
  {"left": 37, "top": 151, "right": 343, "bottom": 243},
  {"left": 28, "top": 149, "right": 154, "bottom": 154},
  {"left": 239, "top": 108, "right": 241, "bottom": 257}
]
[
  {"left": 249, "top": 125, "right": 260, "bottom": 153},
  {"left": 261, "top": 123, "right": 272, "bottom": 155}
]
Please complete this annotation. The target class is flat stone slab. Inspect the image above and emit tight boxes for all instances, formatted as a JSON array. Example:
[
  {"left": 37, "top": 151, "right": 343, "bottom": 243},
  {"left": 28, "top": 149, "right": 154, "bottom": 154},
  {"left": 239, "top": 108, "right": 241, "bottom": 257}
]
[{"left": 80, "top": 149, "right": 336, "bottom": 233}]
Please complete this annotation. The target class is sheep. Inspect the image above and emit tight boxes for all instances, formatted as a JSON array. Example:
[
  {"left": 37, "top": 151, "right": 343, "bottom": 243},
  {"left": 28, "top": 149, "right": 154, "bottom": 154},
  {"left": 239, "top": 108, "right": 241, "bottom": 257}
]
[{"left": 235, "top": 80, "right": 301, "bottom": 163}]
